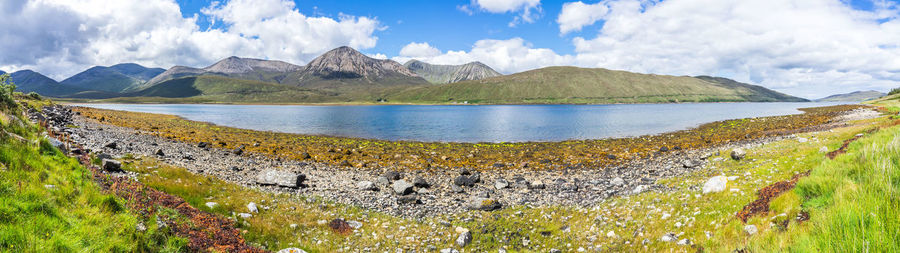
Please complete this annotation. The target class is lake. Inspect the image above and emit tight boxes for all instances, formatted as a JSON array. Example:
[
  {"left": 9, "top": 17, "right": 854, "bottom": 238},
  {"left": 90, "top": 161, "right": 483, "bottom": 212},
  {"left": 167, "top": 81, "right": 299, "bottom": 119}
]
[{"left": 77, "top": 103, "right": 844, "bottom": 143}]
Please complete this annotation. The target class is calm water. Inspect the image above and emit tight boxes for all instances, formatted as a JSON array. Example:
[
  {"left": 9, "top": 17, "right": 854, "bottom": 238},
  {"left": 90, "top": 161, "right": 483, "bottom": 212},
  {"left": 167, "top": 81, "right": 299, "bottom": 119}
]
[{"left": 77, "top": 103, "right": 843, "bottom": 143}]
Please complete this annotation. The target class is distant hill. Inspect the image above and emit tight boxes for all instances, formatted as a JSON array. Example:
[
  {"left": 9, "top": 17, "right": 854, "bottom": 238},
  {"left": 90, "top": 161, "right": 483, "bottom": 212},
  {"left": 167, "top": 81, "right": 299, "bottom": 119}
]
[
  {"left": 404, "top": 60, "right": 502, "bottom": 84},
  {"left": 815, "top": 90, "right": 884, "bottom": 102},
  {"left": 144, "top": 57, "right": 301, "bottom": 87},
  {"left": 9, "top": 70, "right": 89, "bottom": 97},
  {"left": 60, "top": 63, "right": 164, "bottom": 93},
  {"left": 285, "top": 46, "right": 427, "bottom": 88},
  {"left": 388, "top": 66, "right": 809, "bottom": 104},
  {"left": 123, "top": 75, "right": 332, "bottom": 103}
]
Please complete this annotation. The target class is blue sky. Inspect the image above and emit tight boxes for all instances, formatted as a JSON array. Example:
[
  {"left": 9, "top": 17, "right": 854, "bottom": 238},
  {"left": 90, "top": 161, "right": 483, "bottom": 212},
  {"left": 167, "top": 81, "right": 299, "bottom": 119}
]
[{"left": 2, "top": 0, "right": 900, "bottom": 99}]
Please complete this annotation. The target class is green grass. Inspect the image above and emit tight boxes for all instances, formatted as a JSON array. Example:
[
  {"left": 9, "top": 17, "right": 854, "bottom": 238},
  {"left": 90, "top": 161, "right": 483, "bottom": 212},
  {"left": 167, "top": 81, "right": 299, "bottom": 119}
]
[{"left": 0, "top": 93, "right": 187, "bottom": 252}]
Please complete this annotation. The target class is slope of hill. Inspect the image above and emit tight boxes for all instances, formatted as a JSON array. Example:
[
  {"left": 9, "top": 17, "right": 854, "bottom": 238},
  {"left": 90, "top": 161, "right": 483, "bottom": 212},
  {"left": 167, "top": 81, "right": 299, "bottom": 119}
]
[
  {"left": 286, "top": 46, "right": 426, "bottom": 87},
  {"left": 693, "top": 76, "right": 809, "bottom": 102},
  {"left": 10, "top": 70, "right": 88, "bottom": 97},
  {"left": 389, "top": 66, "right": 809, "bottom": 104},
  {"left": 144, "top": 57, "right": 301, "bottom": 87},
  {"left": 815, "top": 90, "right": 884, "bottom": 102},
  {"left": 60, "top": 63, "right": 164, "bottom": 93},
  {"left": 122, "top": 75, "right": 334, "bottom": 103},
  {"left": 404, "top": 60, "right": 502, "bottom": 84}
]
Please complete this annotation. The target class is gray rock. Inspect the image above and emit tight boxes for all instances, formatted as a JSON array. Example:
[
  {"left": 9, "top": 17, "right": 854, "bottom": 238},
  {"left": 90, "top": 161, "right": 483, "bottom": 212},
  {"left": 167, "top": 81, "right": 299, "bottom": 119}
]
[
  {"left": 453, "top": 174, "right": 479, "bottom": 187},
  {"left": 451, "top": 184, "right": 464, "bottom": 193},
  {"left": 247, "top": 202, "right": 259, "bottom": 213},
  {"left": 660, "top": 233, "right": 677, "bottom": 242},
  {"left": 682, "top": 159, "right": 695, "bottom": 168},
  {"left": 632, "top": 185, "right": 649, "bottom": 194},
  {"left": 135, "top": 222, "right": 146, "bottom": 232},
  {"left": 744, "top": 224, "right": 758, "bottom": 235},
  {"left": 238, "top": 213, "right": 252, "bottom": 218},
  {"left": 347, "top": 220, "right": 363, "bottom": 229},
  {"left": 102, "top": 159, "right": 122, "bottom": 172},
  {"left": 528, "top": 180, "right": 545, "bottom": 189},
  {"left": 398, "top": 195, "right": 418, "bottom": 204},
  {"left": 375, "top": 176, "right": 390, "bottom": 186},
  {"left": 383, "top": 171, "right": 402, "bottom": 181},
  {"left": 731, "top": 148, "right": 746, "bottom": 160},
  {"left": 468, "top": 197, "right": 502, "bottom": 211},
  {"left": 357, "top": 181, "right": 377, "bottom": 191},
  {"left": 255, "top": 170, "right": 305, "bottom": 188},
  {"left": 494, "top": 179, "right": 509, "bottom": 189},
  {"left": 276, "top": 248, "right": 308, "bottom": 253},
  {"left": 677, "top": 238, "right": 691, "bottom": 245},
  {"left": 611, "top": 177, "right": 625, "bottom": 186},
  {"left": 392, "top": 180, "right": 414, "bottom": 195},
  {"left": 456, "top": 231, "right": 472, "bottom": 247},
  {"left": 440, "top": 249, "right": 459, "bottom": 253},
  {"left": 105, "top": 142, "right": 118, "bottom": 149},
  {"left": 205, "top": 202, "right": 218, "bottom": 209},
  {"left": 702, "top": 176, "right": 728, "bottom": 194},
  {"left": 413, "top": 176, "right": 429, "bottom": 188},
  {"left": 550, "top": 249, "right": 561, "bottom": 253}
]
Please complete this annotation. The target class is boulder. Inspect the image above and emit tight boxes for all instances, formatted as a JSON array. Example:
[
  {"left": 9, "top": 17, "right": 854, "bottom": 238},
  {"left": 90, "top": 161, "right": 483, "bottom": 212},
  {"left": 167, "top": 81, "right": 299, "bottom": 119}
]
[
  {"left": 398, "top": 195, "right": 419, "bottom": 204},
  {"left": 357, "top": 181, "right": 377, "bottom": 191},
  {"left": 744, "top": 224, "right": 758, "bottom": 235},
  {"left": 155, "top": 149, "right": 165, "bottom": 156},
  {"left": 456, "top": 231, "right": 472, "bottom": 247},
  {"left": 682, "top": 160, "right": 695, "bottom": 168},
  {"left": 702, "top": 176, "right": 728, "bottom": 194},
  {"left": 105, "top": 142, "right": 118, "bottom": 149},
  {"left": 731, "top": 148, "right": 746, "bottom": 160},
  {"left": 468, "top": 197, "right": 502, "bottom": 211},
  {"left": 494, "top": 179, "right": 509, "bottom": 189},
  {"left": 392, "top": 180, "right": 415, "bottom": 195},
  {"left": 413, "top": 176, "right": 430, "bottom": 188},
  {"left": 255, "top": 170, "right": 305, "bottom": 188},
  {"left": 528, "top": 180, "right": 545, "bottom": 189},
  {"left": 453, "top": 175, "right": 479, "bottom": 187},
  {"left": 375, "top": 176, "right": 390, "bottom": 186},
  {"left": 102, "top": 159, "right": 122, "bottom": 172},
  {"left": 277, "top": 248, "right": 308, "bottom": 253},
  {"left": 383, "top": 171, "right": 402, "bottom": 181}
]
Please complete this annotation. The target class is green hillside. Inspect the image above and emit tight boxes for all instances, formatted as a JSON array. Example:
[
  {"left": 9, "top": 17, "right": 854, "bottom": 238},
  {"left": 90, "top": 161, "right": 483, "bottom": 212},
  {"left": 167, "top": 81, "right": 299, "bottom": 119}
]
[
  {"left": 389, "top": 66, "right": 808, "bottom": 104},
  {"left": 125, "top": 75, "right": 336, "bottom": 103}
]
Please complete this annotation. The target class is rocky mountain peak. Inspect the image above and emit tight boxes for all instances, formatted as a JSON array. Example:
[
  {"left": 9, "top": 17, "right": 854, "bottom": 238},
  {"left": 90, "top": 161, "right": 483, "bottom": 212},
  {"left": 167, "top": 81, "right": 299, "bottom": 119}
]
[{"left": 301, "top": 46, "right": 417, "bottom": 80}]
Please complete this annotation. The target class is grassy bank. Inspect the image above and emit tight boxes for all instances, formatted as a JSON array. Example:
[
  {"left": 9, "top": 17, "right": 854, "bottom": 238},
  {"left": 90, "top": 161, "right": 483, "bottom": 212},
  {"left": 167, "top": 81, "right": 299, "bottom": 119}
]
[
  {"left": 72, "top": 104, "right": 862, "bottom": 172},
  {"left": 0, "top": 78, "right": 187, "bottom": 251}
]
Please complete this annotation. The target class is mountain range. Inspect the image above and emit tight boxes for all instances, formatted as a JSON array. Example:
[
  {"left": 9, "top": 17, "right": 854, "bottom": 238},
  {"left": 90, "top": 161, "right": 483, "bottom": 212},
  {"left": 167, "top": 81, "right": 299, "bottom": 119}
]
[
  {"left": 2, "top": 46, "right": 812, "bottom": 104},
  {"left": 815, "top": 90, "right": 884, "bottom": 102}
]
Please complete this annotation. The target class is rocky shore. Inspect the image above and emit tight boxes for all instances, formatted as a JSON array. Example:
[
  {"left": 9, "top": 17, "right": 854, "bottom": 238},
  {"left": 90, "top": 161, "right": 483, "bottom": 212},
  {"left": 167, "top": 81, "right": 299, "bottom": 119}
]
[{"left": 35, "top": 105, "right": 879, "bottom": 218}]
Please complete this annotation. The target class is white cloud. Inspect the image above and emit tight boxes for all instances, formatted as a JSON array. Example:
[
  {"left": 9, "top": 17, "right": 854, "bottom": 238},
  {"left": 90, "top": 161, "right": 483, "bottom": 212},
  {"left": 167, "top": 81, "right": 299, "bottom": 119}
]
[
  {"left": 557, "top": 1, "right": 609, "bottom": 34},
  {"left": 399, "top": 42, "right": 442, "bottom": 58},
  {"left": 394, "top": 38, "right": 573, "bottom": 74},
  {"left": 565, "top": 0, "right": 900, "bottom": 98},
  {"left": 471, "top": 0, "right": 542, "bottom": 26},
  {"left": 0, "top": 0, "right": 380, "bottom": 80}
]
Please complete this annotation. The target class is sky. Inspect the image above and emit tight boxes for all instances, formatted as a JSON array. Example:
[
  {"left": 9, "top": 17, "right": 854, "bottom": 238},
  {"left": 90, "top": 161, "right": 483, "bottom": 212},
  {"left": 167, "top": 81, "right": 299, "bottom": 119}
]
[{"left": 1, "top": 0, "right": 900, "bottom": 99}]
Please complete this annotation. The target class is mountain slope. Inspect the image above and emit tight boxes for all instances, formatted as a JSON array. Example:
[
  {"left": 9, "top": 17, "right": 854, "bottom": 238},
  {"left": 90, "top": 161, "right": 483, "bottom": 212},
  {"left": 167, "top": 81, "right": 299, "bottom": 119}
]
[
  {"left": 693, "top": 76, "right": 808, "bottom": 102},
  {"left": 144, "top": 57, "right": 301, "bottom": 88},
  {"left": 10, "top": 70, "right": 88, "bottom": 97},
  {"left": 389, "top": 66, "right": 809, "bottom": 104},
  {"left": 60, "top": 63, "right": 164, "bottom": 93},
  {"left": 286, "top": 46, "right": 427, "bottom": 88},
  {"left": 404, "top": 60, "right": 502, "bottom": 84},
  {"left": 815, "top": 90, "right": 884, "bottom": 102},
  {"left": 125, "top": 75, "right": 334, "bottom": 103}
]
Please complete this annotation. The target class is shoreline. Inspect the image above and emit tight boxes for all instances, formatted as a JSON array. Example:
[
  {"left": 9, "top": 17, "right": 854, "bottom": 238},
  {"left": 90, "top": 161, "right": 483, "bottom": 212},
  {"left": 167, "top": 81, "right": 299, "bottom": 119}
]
[
  {"left": 45, "top": 104, "right": 879, "bottom": 217},
  {"left": 55, "top": 99, "right": 824, "bottom": 106}
]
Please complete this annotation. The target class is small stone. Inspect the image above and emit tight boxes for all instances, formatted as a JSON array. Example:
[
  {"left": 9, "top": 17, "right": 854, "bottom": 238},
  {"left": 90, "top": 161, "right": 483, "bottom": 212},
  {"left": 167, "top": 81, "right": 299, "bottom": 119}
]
[
  {"left": 357, "top": 181, "right": 377, "bottom": 191},
  {"left": 155, "top": 149, "right": 164, "bottom": 156},
  {"left": 456, "top": 231, "right": 472, "bottom": 247},
  {"left": 439, "top": 249, "right": 459, "bottom": 253},
  {"left": 290, "top": 224, "right": 298, "bottom": 229},
  {"left": 632, "top": 185, "right": 649, "bottom": 194},
  {"left": 102, "top": 159, "right": 122, "bottom": 172},
  {"left": 550, "top": 249, "right": 562, "bottom": 253},
  {"left": 744, "top": 224, "right": 758, "bottom": 235},
  {"left": 797, "top": 137, "right": 808, "bottom": 143},
  {"left": 238, "top": 213, "right": 252, "bottom": 218},
  {"left": 731, "top": 148, "right": 746, "bottom": 160},
  {"left": 528, "top": 180, "right": 545, "bottom": 189},
  {"left": 247, "top": 202, "right": 259, "bottom": 213},
  {"left": 660, "top": 233, "right": 677, "bottom": 242},
  {"left": 347, "top": 220, "right": 363, "bottom": 229},
  {"left": 606, "top": 230, "right": 616, "bottom": 238},
  {"left": 819, "top": 146, "right": 829, "bottom": 153},
  {"left": 659, "top": 146, "right": 669, "bottom": 152},
  {"left": 205, "top": 202, "right": 218, "bottom": 209},
  {"left": 300, "top": 152, "right": 311, "bottom": 159},
  {"left": 682, "top": 159, "right": 695, "bottom": 168},
  {"left": 398, "top": 195, "right": 418, "bottom": 204},
  {"left": 610, "top": 177, "right": 625, "bottom": 186},
  {"left": 702, "top": 176, "right": 728, "bottom": 194},
  {"left": 105, "top": 142, "right": 118, "bottom": 149},
  {"left": 135, "top": 222, "right": 146, "bottom": 232},
  {"left": 339, "top": 160, "right": 352, "bottom": 167},
  {"left": 494, "top": 179, "right": 509, "bottom": 189},
  {"left": 276, "top": 248, "right": 308, "bottom": 253},
  {"left": 375, "top": 176, "right": 390, "bottom": 186},
  {"left": 392, "top": 180, "right": 414, "bottom": 195},
  {"left": 451, "top": 184, "right": 464, "bottom": 193},
  {"left": 677, "top": 239, "right": 691, "bottom": 245}
]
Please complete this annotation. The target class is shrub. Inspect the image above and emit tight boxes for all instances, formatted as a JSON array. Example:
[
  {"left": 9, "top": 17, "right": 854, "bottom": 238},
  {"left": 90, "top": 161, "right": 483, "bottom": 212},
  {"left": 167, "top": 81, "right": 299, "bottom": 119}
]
[
  {"left": 889, "top": 87, "right": 900, "bottom": 96},
  {"left": 0, "top": 74, "right": 15, "bottom": 109},
  {"left": 27, "top": 92, "right": 41, "bottom": 100}
]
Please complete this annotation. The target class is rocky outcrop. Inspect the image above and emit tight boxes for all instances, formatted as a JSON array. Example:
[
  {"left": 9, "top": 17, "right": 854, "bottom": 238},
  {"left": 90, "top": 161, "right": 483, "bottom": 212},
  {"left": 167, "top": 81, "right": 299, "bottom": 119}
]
[
  {"left": 404, "top": 60, "right": 502, "bottom": 84},
  {"left": 294, "top": 46, "right": 420, "bottom": 84}
]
